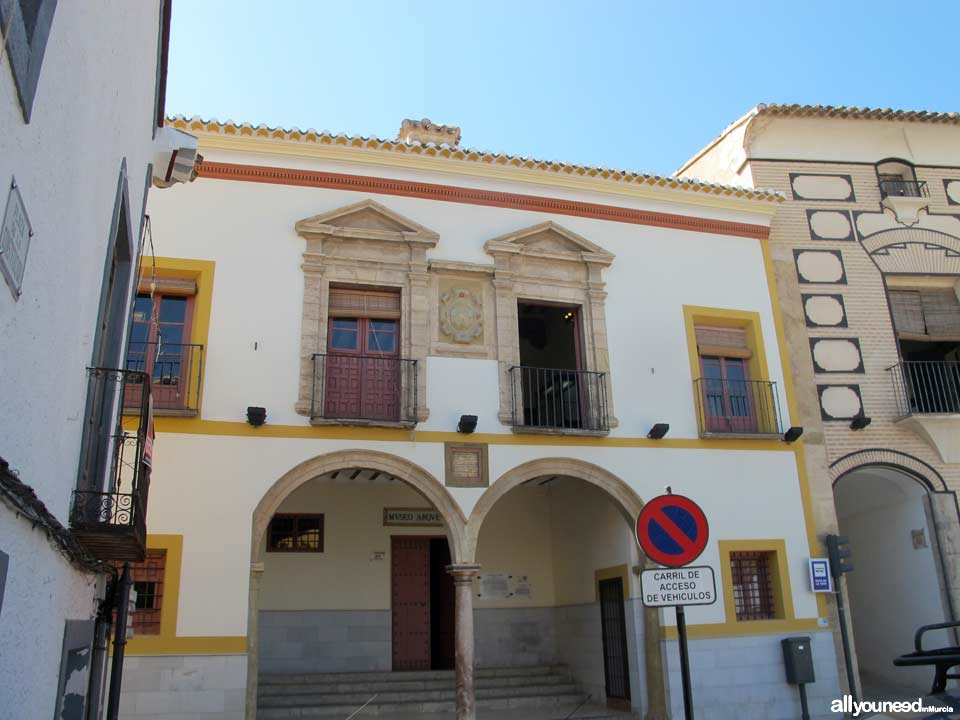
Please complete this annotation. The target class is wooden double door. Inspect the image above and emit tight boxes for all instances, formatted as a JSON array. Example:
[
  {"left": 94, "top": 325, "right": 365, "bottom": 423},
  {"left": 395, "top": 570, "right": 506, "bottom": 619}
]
[
  {"left": 324, "top": 317, "right": 401, "bottom": 421},
  {"left": 390, "top": 537, "right": 456, "bottom": 671}
]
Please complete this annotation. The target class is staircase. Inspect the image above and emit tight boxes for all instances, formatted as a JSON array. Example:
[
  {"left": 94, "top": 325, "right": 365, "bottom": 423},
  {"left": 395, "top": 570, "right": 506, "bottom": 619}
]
[{"left": 257, "top": 664, "right": 618, "bottom": 718}]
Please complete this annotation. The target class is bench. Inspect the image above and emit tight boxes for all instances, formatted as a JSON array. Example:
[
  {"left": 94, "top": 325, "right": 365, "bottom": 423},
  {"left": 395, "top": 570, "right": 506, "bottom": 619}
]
[{"left": 894, "top": 620, "right": 960, "bottom": 694}]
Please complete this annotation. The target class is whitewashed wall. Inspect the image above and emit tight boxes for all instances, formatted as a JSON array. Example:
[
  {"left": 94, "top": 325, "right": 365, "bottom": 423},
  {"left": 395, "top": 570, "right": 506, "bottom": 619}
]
[
  {"left": 0, "top": 2, "right": 163, "bottom": 717},
  {"left": 147, "top": 152, "right": 789, "bottom": 438}
]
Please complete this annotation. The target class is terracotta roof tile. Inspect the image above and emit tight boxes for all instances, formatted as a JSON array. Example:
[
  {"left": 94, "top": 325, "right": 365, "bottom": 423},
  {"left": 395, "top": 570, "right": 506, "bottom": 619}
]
[{"left": 167, "top": 115, "right": 783, "bottom": 204}]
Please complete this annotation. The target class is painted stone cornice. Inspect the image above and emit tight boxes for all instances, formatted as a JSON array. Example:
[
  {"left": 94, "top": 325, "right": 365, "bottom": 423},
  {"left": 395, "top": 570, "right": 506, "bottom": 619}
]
[
  {"left": 294, "top": 198, "right": 439, "bottom": 247},
  {"left": 484, "top": 221, "right": 614, "bottom": 266}
]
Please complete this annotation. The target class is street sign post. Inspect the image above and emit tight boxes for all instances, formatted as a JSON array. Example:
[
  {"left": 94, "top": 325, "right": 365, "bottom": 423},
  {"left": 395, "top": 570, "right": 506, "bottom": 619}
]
[{"left": 636, "top": 490, "right": 711, "bottom": 720}]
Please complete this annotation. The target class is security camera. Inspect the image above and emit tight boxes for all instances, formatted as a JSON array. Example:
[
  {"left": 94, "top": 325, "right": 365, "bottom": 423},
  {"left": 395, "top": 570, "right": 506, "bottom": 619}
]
[{"left": 152, "top": 126, "right": 201, "bottom": 188}]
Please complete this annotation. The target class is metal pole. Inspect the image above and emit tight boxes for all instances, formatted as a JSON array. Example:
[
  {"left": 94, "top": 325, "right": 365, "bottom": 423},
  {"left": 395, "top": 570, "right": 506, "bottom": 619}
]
[
  {"left": 835, "top": 582, "right": 858, "bottom": 703},
  {"left": 106, "top": 563, "right": 132, "bottom": 720},
  {"left": 676, "top": 605, "right": 694, "bottom": 720},
  {"left": 798, "top": 683, "right": 810, "bottom": 720}
]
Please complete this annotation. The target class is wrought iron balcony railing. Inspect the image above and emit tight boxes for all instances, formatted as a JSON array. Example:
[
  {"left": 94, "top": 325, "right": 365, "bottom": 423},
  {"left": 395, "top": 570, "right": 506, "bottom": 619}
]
[
  {"left": 124, "top": 342, "right": 203, "bottom": 414},
  {"left": 310, "top": 353, "right": 418, "bottom": 424},
  {"left": 694, "top": 378, "right": 783, "bottom": 436},
  {"left": 71, "top": 368, "right": 152, "bottom": 562},
  {"left": 888, "top": 360, "right": 960, "bottom": 416},
  {"left": 879, "top": 179, "right": 929, "bottom": 199},
  {"left": 509, "top": 366, "right": 609, "bottom": 432}
]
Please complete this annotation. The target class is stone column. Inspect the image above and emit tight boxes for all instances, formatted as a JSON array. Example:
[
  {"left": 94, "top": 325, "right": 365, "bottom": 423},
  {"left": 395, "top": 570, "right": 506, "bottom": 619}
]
[
  {"left": 447, "top": 564, "right": 481, "bottom": 720},
  {"left": 245, "top": 562, "right": 265, "bottom": 720}
]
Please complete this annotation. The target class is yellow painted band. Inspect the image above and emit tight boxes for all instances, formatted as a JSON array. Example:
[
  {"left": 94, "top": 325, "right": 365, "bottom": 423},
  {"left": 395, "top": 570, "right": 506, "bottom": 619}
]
[{"left": 664, "top": 618, "right": 824, "bottom": 641}]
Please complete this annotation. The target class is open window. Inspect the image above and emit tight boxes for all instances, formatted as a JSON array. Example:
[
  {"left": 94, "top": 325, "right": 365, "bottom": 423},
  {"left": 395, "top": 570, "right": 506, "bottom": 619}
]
[
  {"left": 876, "top": 159, "right": 926, "bottom": 199},
  {"left": 888, "top": 288, "right": 960, "bottom": 415},
  {"left": 512, "top": 302, "right": 604, "bottom": 430}
]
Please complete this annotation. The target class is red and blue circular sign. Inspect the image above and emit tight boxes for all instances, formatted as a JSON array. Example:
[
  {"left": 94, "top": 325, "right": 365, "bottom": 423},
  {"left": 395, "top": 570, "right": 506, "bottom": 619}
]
[{"left": 636, "top": 494, "right": 709, "bottom": 568}]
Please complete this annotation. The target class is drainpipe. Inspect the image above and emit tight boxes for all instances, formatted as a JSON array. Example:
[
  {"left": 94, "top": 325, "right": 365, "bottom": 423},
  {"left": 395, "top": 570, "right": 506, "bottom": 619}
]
[{"left": 105, "top": 563, "right": 132, "bottom": 720}]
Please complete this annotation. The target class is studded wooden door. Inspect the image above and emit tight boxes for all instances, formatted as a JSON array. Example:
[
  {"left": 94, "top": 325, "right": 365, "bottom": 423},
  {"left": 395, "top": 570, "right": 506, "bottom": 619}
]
[
  {"left": 391, "top": 536, "right": 431, "bottom": 671},
  {"left": 599, "top": 577, "right": 631, "bottom": 704}
]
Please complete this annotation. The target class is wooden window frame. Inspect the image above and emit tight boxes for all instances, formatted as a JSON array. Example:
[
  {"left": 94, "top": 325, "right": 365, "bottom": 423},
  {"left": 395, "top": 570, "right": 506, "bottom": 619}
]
[{"left": 267, "top": 513, "right": 325, "bottom": 553}]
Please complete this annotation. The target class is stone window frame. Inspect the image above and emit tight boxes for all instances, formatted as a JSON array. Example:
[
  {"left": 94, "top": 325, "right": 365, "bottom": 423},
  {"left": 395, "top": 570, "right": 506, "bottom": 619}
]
[
  {"left": 294, "top": 200, "right": 438, "bottom": 426},
  {"left": 483, "top": 221, "right": 617, "bottom": 434}
]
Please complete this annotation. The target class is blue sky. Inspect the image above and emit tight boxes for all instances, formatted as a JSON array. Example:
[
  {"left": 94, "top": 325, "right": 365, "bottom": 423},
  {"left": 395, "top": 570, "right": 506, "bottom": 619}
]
[{"left": 167, "top": 1, "right": 959, "bottom": 177}]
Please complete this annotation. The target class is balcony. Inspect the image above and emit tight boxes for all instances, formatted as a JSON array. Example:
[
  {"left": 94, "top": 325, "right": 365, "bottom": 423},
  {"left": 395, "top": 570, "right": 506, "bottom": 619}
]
[
  {"left": 879, "top": 179, "right": 930, "bottom": 224},
  {"left": 310, "top": 353, "right": 418, "bottom": 427},
  {"left": 71, "top": 368, "right": 152, "bottom": 562},
  {"left": 879, "top": 179, "right": 929, "bottom": 199},
  {"left": 888, "top": 361, "right": 960, "bottom": 463},
  {"left": 124, "top": 342, "right": 203, "bottom": 416},
  {"left": 509, "top": 366, "right": 609, "bottom": 434},
  {"left": 693, "top": 378, "right": 783, "bottom": 439}
]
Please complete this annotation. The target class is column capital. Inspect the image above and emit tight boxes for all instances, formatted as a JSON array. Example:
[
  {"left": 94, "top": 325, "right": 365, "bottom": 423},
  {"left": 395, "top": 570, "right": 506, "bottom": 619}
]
[{"left": 446, "top": 564, "right": 481, "bottom": 583}]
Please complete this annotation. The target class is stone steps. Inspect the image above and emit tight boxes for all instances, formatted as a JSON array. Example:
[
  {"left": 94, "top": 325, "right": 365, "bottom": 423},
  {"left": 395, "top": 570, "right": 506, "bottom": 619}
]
[{"left": 257, "top": 665, "right": 594, "bottom": 719}]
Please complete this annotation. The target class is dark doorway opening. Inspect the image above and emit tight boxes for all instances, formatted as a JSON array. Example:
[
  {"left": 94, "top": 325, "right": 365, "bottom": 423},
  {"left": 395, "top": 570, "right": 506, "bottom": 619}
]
[
  {"left": 516, "top": 302, "right": 590, "bottom": 429},
  {"left": 430, "top": 538, "right": 455, "bottom": 670},
  {"left": 899, "top": 339, "right": 960, "bottom": 414},
  {"left": 390, "top": 536, "right": 455, "bottom": 671},
  {"left": 598, "top": 576, "right": 631, "bottom": 707}
]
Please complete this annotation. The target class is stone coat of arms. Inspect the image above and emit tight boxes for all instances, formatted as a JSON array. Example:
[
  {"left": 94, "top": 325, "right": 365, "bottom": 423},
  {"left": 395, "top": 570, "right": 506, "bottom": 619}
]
[{"left": 439, "top": 287, "right": 483, "bottom": 343}]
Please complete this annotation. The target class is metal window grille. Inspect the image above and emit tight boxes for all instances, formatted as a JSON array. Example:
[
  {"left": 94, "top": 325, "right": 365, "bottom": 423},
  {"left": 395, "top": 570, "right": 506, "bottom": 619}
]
[
  {"left": 268, "top": 514, "right": 325, "bottom": 552},
  {"left": 730, "top": 551, "right": 776, "bottom": 621},
  {"left": 125, "top": 549, "right": 165, "bottom": 635}
]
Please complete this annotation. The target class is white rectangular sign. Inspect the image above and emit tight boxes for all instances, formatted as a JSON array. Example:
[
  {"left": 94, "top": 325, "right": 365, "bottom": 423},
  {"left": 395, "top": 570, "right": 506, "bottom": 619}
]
[
  {"left": 641, "top": 566, "right": 717, "bottom": 607},
  {"left": 809, "top": 558, "right": 832, "bottom": 593}
]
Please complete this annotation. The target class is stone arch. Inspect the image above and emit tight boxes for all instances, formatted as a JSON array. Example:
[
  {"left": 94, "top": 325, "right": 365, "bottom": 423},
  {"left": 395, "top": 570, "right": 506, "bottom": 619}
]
[
  {"left": 466, "top": 457, "right": 643, "bottom": 560},
  {"left": 829, "top": 448, "right": 946, "bottom": 493},
  {"left": 245, "top": 450, "right": 468, "bottom": 719},
  {"left": 465, "top": 457, "right": 667, "bottom": 719},
  {"left": 251, "top": 449, "right": 467, "bottom": 564}
]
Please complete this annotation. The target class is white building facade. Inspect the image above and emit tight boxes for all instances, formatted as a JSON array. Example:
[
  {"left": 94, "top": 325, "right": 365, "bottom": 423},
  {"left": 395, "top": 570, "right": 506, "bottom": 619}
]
[
  {"left": 0, "top": 2, "right": 193, "bottom": 718},
  {"left": 680, "top": 104, "right": 960, "bottom": 700},
  {"left": 119, "top": 116, "right": 844, "bottom": 720}
]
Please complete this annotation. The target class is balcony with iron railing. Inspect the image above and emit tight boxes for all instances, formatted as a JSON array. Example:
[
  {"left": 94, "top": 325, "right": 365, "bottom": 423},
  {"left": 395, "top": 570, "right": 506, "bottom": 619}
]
[
  {"left": 310, "top": 353, "right": 419, "bottom": 427},
  {"left": 879, "top": 178, "right": 929, "bottom": 199},
  {"left": 889, "top": 361, "right": 960, "bottom": 416},
  {"left": 124, "top": 342, "right": 203, "bottom": 415},
  {"left": 887, "top": 360, "right": 960, "bottom": 463},
  {"left": 693, "top": 377, "right": 783, "bottom": 438},
  {"left": 509, "top": 366, "right": 609, "bottom": 434},
  {"left": 71, "top": 368, "right": 152, "bottom": 562}
]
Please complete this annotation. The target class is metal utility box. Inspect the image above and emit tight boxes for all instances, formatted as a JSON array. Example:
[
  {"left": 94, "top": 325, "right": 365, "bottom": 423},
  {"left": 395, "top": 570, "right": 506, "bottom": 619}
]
[{"left": 782, "top": 636, "right": 815, "bottom": 685}]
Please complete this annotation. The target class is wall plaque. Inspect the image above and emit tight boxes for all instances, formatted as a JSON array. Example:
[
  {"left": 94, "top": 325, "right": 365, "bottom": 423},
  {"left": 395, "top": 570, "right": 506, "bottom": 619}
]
[
  {"left": 444, "top": 442, "right": 489, "bottom": 488},
  {"left": 476, "top": 573, "right": 531, "bottom": 600},
  {"left": 383, "top": 507, "right": 444, "bottom": 527},
  {"left": 0, "top": 178, "right": 33, "bottom": 299}
]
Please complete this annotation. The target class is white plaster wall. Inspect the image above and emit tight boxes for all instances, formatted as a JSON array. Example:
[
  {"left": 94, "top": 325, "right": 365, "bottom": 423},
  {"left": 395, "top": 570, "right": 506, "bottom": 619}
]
[
  {"left": 747, "top": 117, "right": 960, "bottom": 167},
  {"left": 145, "top": 434, "right": 819, "bottom": 637},
  {"left": 0, "top": 2, "right": 164, "bottom": 717},
  {"left": 260, "top": 480, "right": 444, "bottom": 610},
  {"left": 146, "top": 158, "right": 790, "bottom": 437},
  {"left": 549, "top": 478, "right": 638, "bottom": 604},
  {"left": 835, "top": 471, "right": 952, "bottom": 692},
  {"left": 474, "top": 485, "right": 557, "bottom": 609},
  {"left": 0, "top": 518, "right": 104, "bottom": 718},
  {"left": 0, "top": 0, "right": 160, "bottom": 516}
]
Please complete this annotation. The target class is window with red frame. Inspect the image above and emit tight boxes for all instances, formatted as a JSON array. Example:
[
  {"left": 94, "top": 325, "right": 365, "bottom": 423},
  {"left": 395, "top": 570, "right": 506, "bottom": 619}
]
[{"left": 729, "top": 551, "right": 777, "bottom": 621}]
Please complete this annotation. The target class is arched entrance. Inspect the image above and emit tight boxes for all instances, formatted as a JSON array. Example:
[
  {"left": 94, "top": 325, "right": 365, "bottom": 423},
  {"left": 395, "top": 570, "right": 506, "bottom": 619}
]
[
  {"left": 245, "top": 450, "right": 467, "bottom": 719},
  {"left": 467, "top": 458, "right": 666, "bottom": 719},
  {"left": 833, "top": 459, "right": 956, "bottom": 697}
]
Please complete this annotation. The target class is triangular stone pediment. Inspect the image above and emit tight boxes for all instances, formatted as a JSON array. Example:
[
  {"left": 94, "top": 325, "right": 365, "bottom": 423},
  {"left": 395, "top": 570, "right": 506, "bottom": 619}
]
[
  {"left": 484, "top": 221, "right": 614, "bottom": 264},
  {"left": 295, "top": 199, "right": 438, "bottom": 245}
]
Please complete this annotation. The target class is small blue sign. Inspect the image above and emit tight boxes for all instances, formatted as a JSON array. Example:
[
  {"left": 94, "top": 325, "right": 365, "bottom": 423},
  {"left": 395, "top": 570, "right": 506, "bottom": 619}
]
[{"left": 809, "top": 558, "right": 832, "bottom": 593}]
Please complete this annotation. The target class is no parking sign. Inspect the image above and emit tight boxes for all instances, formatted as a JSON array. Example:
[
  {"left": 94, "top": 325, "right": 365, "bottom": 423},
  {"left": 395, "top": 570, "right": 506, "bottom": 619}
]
[{"left": 635, "top": 493, "right": 709, "bottom": 567}]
